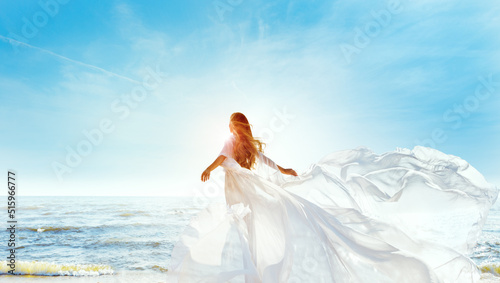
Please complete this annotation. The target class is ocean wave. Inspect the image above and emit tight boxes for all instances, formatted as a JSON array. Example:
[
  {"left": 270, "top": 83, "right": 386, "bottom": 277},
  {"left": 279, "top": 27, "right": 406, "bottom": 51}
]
[
  {"left": 102, "top": 237, "right": 163, "bottom": 248},
  {"left": 0, "top": 260, "right": 113, "bottom": 276},
  {"left": 151, "top": 265, "right": 168, "bottom": 273},
  {"left": 480, "top": 263, "right": 500, "bottom": 277},
  {"left": 166, "top": 209, "right": 186, "bottom": 215},
  {"left": 23, "top": 206, "right": 45, "bottom": 210},
  {"left": 23, "top": 226, "right": 81, "bottom": 233},
  {"left": 20, "top": 222, "right": 161, "bottom": 233},
  {"left": 118, "top": 209, "right": 150, "bottom": 215},
  {"left": 0, "top": 205, "right": 45, "bottom": 210}
]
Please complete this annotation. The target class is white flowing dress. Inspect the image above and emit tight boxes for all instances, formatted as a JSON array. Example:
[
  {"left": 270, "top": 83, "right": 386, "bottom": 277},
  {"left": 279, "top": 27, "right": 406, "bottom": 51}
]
[{"left": 168, "top": 135, "right": 498, "bottom": 283}]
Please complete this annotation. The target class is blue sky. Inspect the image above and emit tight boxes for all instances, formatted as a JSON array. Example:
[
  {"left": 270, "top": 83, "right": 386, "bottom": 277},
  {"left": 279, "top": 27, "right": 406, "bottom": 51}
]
[{"left": 1, "top": 0, "right": 499, "bottom": 196}]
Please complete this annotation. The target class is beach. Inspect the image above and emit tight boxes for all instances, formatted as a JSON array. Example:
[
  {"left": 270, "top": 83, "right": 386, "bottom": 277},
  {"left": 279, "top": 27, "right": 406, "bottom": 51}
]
[{"left": 1, "top": 196, "right": 499, "bottom": 282}]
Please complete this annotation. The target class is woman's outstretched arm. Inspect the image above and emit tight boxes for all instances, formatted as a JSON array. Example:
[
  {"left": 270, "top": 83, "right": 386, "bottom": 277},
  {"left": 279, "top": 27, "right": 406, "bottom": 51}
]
[
  {"left": 277, "top": 165, "right": 298, "bottom": 176},
  {"left": 201, "top": 155, "right": 227, "bottom": 182},
  {"left": 259, "top": 152, "right": 298, "bottom": 177}
]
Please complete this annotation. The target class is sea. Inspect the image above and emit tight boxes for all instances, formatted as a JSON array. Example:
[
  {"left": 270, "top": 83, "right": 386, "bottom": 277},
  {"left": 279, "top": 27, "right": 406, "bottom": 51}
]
[{"left": 0, "top": 196, "right": 499, "bottom": 282}]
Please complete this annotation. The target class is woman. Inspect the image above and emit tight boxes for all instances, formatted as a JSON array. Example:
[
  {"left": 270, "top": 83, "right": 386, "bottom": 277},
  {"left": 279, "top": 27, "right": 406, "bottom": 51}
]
[
  {"left": 169, "top": 113, "right": 498, "bottom": 282},
  {"left": 201, "top": 112, "right": 298, "bottom": 182}
]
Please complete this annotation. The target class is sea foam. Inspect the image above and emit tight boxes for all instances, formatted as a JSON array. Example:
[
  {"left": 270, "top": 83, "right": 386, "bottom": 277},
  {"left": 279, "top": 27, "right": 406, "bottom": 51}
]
[
  {"left": 480, "top": 263, "right": 500, "bottom": 277},
  {"left": 0, "top": 260, "right": 113, "bottom": 276}
]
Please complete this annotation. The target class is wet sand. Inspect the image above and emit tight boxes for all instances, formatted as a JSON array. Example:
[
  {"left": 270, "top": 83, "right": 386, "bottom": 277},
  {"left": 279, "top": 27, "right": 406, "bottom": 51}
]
[
  {"left": 1, "top": 272, "right": 498, "bottom": 282},
  {"left": 0, "top": 271, "right": 165, "bottom": 283}
]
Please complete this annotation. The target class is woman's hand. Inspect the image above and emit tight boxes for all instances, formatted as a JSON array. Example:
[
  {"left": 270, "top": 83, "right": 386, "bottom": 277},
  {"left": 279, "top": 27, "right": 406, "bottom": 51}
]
[
  {"left": 277, "top": 165, "right": 298, "bottom": 176},
  {"left": 282, "top": 168, "right": 298, "bottom": 176},
  {"left": 201, "top": 169, "right": 211, "bottom": 182},
  {"left": 200, "top": 156, "right": 227, "bottom": 182}
]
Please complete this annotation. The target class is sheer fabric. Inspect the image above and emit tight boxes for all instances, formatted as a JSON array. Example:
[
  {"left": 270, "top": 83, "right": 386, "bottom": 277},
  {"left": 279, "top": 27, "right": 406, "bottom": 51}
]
[{"left": 168, "top": 137, "right": 498, "bottom": 283}]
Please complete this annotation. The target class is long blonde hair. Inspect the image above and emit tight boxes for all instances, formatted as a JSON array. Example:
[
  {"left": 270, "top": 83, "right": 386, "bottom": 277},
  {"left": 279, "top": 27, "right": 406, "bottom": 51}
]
[{"left": 230, "top": 112, "right": 265, "bottom": 169}]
